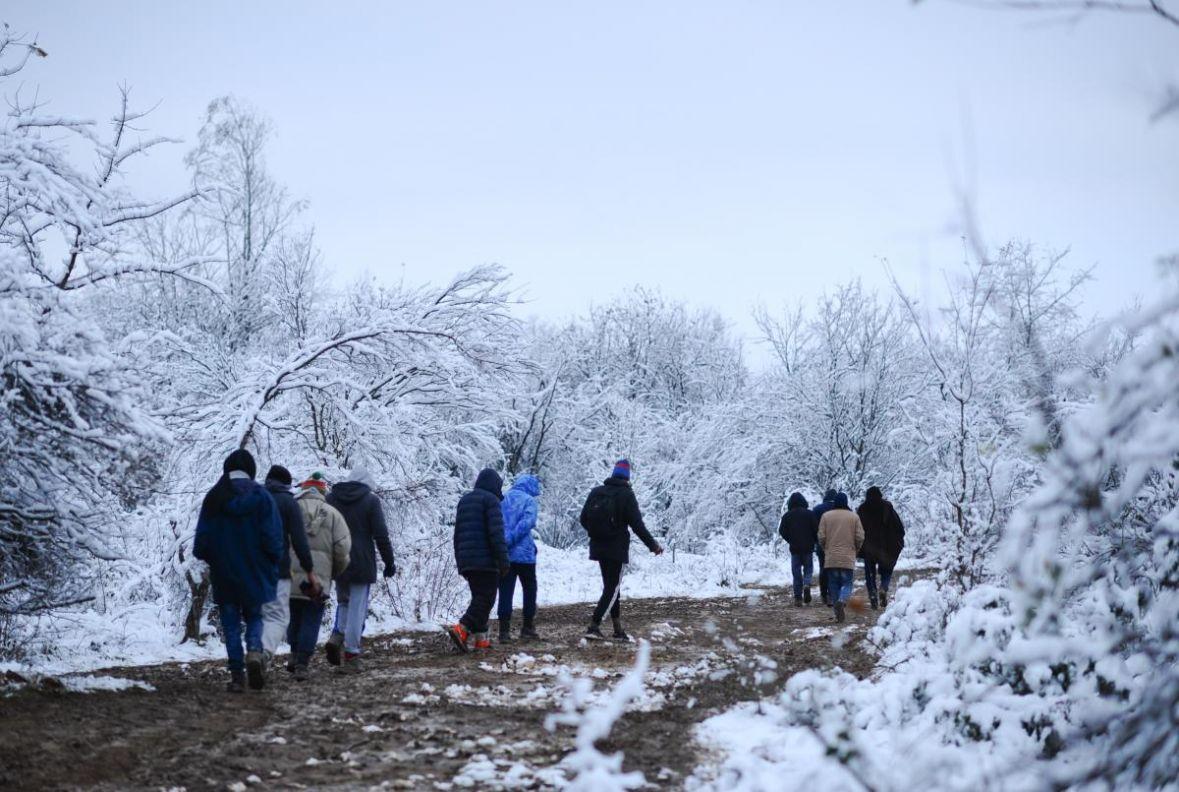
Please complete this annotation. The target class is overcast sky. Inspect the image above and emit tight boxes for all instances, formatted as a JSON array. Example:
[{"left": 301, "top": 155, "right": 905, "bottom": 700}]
[{"left": 7, "top": 2, "right": 1177, "bottom": 350}]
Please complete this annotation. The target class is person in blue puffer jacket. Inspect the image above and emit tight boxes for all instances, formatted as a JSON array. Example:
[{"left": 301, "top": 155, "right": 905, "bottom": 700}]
[{"left": 496, "top": 474, "right": 543, "bottom": 643}]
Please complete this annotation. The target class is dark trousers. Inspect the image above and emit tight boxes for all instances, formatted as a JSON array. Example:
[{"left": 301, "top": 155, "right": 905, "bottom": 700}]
[
  {"left": 816, "top": 548, "right": 830, "bottom": 601},
  {"left": 592, "top": 560, "right": 624, "bottom": 623},
  {"left": 790, "top": 552, "right": 814, "bottom": 600},
  {"left": 497, "top": 563, "right": 537, "bottom": 624},
  {"left": 286, "top": 597, "right": 327, "bottom": 665},
  {"left": 460, "top": 570, "right": 499, "bottom": 634},
  {"left": 863, "top": 557, "right": 894, "bottom": 601}
]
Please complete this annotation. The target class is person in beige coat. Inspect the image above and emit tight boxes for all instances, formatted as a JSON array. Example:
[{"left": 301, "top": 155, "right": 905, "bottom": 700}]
[
  {"left": 286, "top": 473, "right": 352, "bottom": 679},
  {"left": 817, "top": 492, "right": 865, "bottom": 623}
]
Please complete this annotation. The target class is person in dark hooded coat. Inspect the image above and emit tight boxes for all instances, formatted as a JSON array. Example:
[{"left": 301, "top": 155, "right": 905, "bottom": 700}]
[
  {"left": 811, "top": 489, "right": 839, "bottom": 604},
  {"left": 778, "top": 492, "right": 819, "bottom": 605},
  {"left": 447, "top": 468, "right": 510, "bottom": 653},
  {"left": 856, "top": 486, "right": 905, "bottom": 609},
  {"left": 260, "top": 464, "right": 315, "bottom": 659},
  {"left": 324, "top": 466, "right": 395, "bottom": 673},
  {"left": 578, "top": 459, "right": 663, "bottom": 642},
  {"left": 194, "top": 449, "right": 283, "bottom": 692}
]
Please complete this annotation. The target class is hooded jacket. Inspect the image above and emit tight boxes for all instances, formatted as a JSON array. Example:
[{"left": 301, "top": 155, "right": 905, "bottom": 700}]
[
  {"left": 818, "top": 493, "right": 865, "bottom": 571},
  {"left": 327, "top": 478, "right": 395, "bottom": 585},
  {"left": 857, "top": 488, "right": 906, "bottom": 566},
  {"left": 778, "top": 492, "right": 819, "bottom": 556},
  {"left": 292, "top": 487, "right": 352, "bottom": 601},
  {"left": 454, "top": 468, "right": 510, "bottom": 574},
  {"left": 582, "top": 476, "right": 659, "bottom": 564},
  {"left": 194, "top": 478, "right": 284, "bottom": 608},
  {"left": 501, "top": 474, "right": 542, "bottom": 565},
  {"left": 264, "top": 478, "right": 314, "bottom": 579}
]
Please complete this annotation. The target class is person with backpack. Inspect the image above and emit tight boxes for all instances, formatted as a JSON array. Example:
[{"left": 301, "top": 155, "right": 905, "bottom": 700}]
[
  {"left": 579, "top": 459, "right": 663, "bottom": 642},
  {"left": 778, "top": 492, "right": 819, "bottom": 606},
  {"left": 497, "top": 474, "right": 543, "bottom": 643},
  {"left": 817, "top": 492, "right": 864, "bottom": 623},
  {"left": 193, "top": 449, "right": 283, "bottom": 692},
  {"left": 811, "top": 489, "right": 839, "bottom": 605},
  {"left": 287, "top": 472, "right": 352, "bottom": 680},
  {"left": 856, "top": 486, "right": 906, "bottom": 609},
  {"left": 324, "top": 466, "right": 395, "bottom": 674},
  {"left": 260, "top": 464, "right": 316, "bottom": 664},
  {"left": 448, "top": 468, "right": 510, "bottom": 653}
]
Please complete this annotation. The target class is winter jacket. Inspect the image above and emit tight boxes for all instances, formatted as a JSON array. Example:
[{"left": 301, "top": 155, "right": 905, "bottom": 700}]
[
  {"left": 778, "top": 492, "right": 819, "bottom": 556},
  {"left": 454, "top": 468, "right": 510, "bottom": 574},
  {"left": 811, "top": 489, "right": 839, "bottom": 525},
  {"left": 857, "top": 493, "right": 906, "bottom": 566},
  {"left": 194, "top": 478, "right": 284, "bottom": 608},
  {"left": 291, "top": 488, "right": 352, "bottom": 601},
  {"left": 327, "top": 481, "right": 395, "bottom": 586},
  {"left": 502, "top": 474, "right": 542, "bottom": 565},
  {"left": 265, "top": 478, "right": 314, "bottom": 579},
  {"left": 818, "top": 498, "right": 865, "bottom": 571},
  {"left": 582, "top": 476, "right": 660, "bottom": 564}
]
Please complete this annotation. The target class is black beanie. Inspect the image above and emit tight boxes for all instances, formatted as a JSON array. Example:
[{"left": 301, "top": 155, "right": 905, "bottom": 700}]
[
  {"left": 223, "top": 448, "right": 257, "bottom": 479},
  {"left": 266, "top": 464, "right": 292, "bottom": 486}
]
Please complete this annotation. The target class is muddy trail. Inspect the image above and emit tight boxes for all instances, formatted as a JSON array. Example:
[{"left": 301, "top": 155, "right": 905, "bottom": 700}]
[{"left": 0, "top": 581, "right": 904, "bottom": 791}]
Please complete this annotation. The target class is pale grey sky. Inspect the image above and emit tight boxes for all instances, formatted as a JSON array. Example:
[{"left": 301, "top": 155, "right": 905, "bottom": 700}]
[{"left": 7, "top": 2, "right": 1177, "bottom": 347}]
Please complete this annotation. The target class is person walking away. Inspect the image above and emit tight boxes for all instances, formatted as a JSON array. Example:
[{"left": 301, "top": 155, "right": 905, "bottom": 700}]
[
  {"left": 579, "top": 459, "right": 664, "bottom": 642},
  {"left": 817, "top": 492, "right": 864, "bottom": 623},
  {"left": 497, "top": 474, "right": 543, "bottom": 642},
  {"left": 261, "top": 465, "right": 316, "bottom": 665},
  {"left": 448, "top": 468, "right": 510, "bottom": 653},
  {"left": 324, "top": 466, "right": 395, "bottom": 674},
  {"left": 811, "top": 489, "right": 839, "bottom": 605},
  {"left": 288, "top": 472, "right": 352, "bottom": 680},
  {"left": 856, "top": 486, "right": 905, "bottom": 609},
  {"left": 778, "top": 492, "right": 819, "bottom": 606},
  {"left": 194, "top": 449, "right": 283, "bottom": 692}
]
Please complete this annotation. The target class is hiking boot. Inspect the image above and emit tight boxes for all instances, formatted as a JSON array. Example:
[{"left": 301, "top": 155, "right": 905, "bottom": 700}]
[
  {"left": 227, "top": 671, "right": 246, "bottom": 693},
  {"left": 245, "top": 651, "right": 266, "bottom": 690},
  {"left": 447, "top": 623, "right": 471, "bottom": 653},
  {"left": 498, "top": 622, "right": 514, "bottom": 644},
  {"left": 585, "top": 623, "right": 606, "bottom": 641},
  {"left": 338, "top": 652, "right": 362, "bottom": 674},
  {"left": 293, "top": 664, "right": 310, "bottom": 682},
  {"left": 803, "top": 588, "right": 812, "bottom": 604},
  {"left": 325, "top": 632, "right": 344, "bottom": 666},
  {"left": 794, "top": 597, "right": 803, "bottom": 607},
  {"left": 286, "top": 659, "right": 297, "bottom": 674},
  {"left": 473, "top": 633, "right": 492, "bottom": 651},
  {"left": 519, "top": 620, "right": 540, "bottom": 640},
  {"left": 834, "top": 602, "right": 846, "bottom": 623},
  {"left": 880, "top": 590, "right": 888, "bottom": 608},
  {"left": 611, "top": 619, "right": 631, "bottom": 642},
  {"left": 870, "top": 597, "right": 879, "bottom": 611}
]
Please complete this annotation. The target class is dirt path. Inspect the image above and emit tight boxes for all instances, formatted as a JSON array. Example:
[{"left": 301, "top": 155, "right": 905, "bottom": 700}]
[{"left": 0, "top": 582, "right": 899, "bottom": 791}]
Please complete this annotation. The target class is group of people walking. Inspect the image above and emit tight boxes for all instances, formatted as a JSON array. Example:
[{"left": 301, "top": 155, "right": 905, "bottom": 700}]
[
  {"left": 777, "top": 487, "right": 906, "bottom": 622},
  {"left": 194, "top": 447, "right": 901, "bottom": 691}
]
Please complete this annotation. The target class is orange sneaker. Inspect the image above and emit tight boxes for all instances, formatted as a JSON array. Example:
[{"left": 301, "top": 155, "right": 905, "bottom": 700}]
[
  {"left": 447, "top": 623, "right": 470, "bottom": 653},
  {"left": 473, "top": 632, "right": 492, "bottom": 651}
]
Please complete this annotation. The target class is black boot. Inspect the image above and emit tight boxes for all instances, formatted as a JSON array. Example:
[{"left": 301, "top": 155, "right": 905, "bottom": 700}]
[
  {"left": 519, "top": 618, "right": 539, "bottom": 640},
  {"left": 880, "top": 590, "right": 888, "bottom": 608},
  {"left": 803, "top": 588, "right": 812, "bottom": 604},
  {"left": 585, "top": 622, "right": 606, "bottom": 641},
  {"left": 794, "top": 596, "right": 803, "bottom": 607},
  {"left": 499, "top": 619, "right": 514, "bottom": 643},
  {"left": 611, "top": 618, "right": 631, "bottom": 642},
  {"left": 227, "top": 670, "right": 245, "bottom": 693},
  {"left": 834, "top": 602, "right": 846, "bottom": 623}
]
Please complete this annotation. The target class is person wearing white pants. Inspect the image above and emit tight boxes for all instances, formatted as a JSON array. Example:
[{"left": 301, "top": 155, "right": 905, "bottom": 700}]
[{"left": 261, "top": 465, "right": 316, "bottom": 660}]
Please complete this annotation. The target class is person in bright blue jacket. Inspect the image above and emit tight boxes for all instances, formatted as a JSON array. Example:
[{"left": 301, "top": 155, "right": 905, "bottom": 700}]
[
  {"left": 496, "top": 474, "right": 543, "bottom": 642},
  {"left": 194, "top": 449, "right": 284, "bottom": 693}
]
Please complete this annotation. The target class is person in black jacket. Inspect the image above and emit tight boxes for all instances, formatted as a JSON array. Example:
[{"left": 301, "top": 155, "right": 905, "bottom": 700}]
[
  {"left": 856, "top": 486, "right": 906, "bottom": 609},
  {"left": 811, "top": 489, "right": 839, "bottom": 605},
  {"left": 778, "top": 491, "right": 819, "bottom": 606},
  {"left": 260, "top": 465, "right": 316, "bottom": 662},
  {"left": 324, "top": 466, "right": 395, "bottom": 673},
  {"left": 579, "top": 459, "right": 663, "bottom": 642},
  {"left": 447, "top": 468, "right": 510, "bottom": 653}
]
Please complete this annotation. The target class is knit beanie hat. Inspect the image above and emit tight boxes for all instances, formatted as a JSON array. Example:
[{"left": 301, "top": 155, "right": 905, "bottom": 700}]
[
  {"left": 266, "top": 465, "right": 292, "bottom": 486},
  {"left": 223, "top": 448, "right": 256, "bottom": 479},
  {"left": 300, "top": 472, "right": 328, "bottom": 492},
  {"left": 612, "top": 459, "right": 631, "bottom": 480}
]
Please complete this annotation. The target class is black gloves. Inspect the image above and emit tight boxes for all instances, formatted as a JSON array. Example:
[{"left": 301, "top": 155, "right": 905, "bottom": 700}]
[{"left": 383, "top": 564, "right": 396, "bottom": 578}]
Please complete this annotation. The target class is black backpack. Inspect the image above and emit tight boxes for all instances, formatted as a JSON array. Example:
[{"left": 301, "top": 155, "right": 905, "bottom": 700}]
[{"left": 580, "top": 487, "right": 623, "bottom": 542}]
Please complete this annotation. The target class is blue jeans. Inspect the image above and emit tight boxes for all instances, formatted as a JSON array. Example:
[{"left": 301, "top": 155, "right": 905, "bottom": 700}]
[
  {"left": 790, "top": 552, "right": 814, "bottom": 599},
  {"left": 287, "top": 597, "right": 327, "bottom": 665},
  {"left": 863, "top": 558, "right": 893, "bottom": 601},
  {"left": 498, "top": 563, "right": 538, "bottom": 624},
  {"left": 219, "top": 601, "right": 263, "bottom": 673},
  {"left": 827, "top": 568, "right": 854, "bottom": 604}
]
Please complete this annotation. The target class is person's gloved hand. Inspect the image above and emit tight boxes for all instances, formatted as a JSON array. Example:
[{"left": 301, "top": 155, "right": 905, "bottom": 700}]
[
  {"left": 384, "top": 564, "right": 397, "bottom": 578},
  {"left": 653, "top": 544, "right": 665, "bottom": 556}
]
